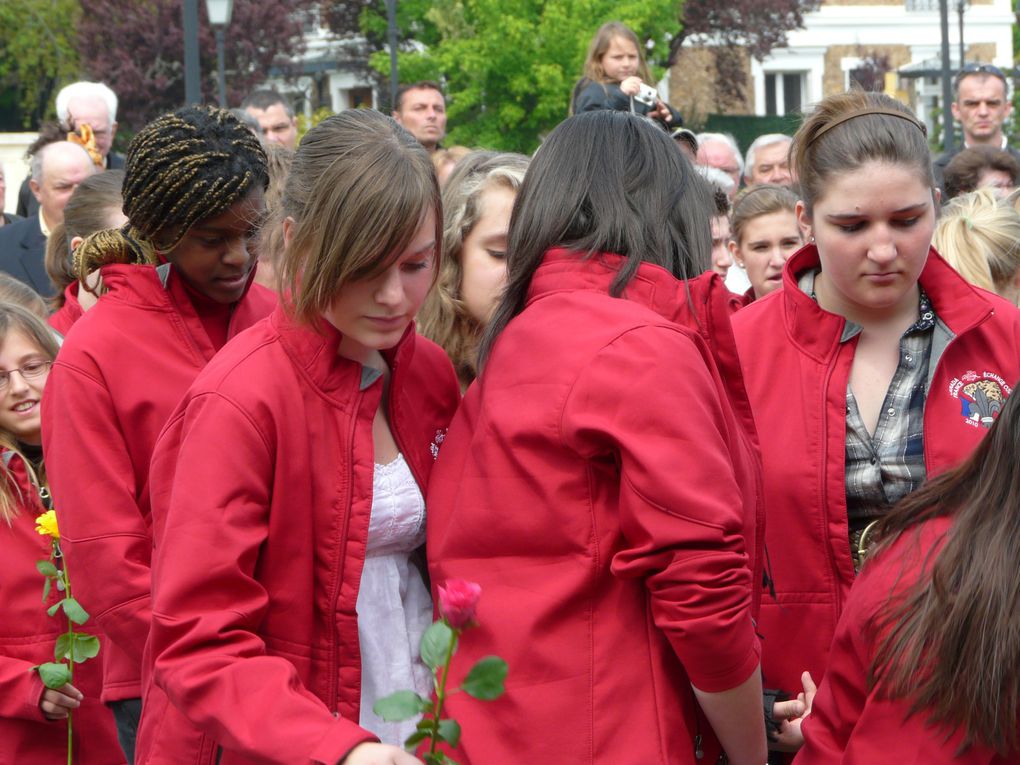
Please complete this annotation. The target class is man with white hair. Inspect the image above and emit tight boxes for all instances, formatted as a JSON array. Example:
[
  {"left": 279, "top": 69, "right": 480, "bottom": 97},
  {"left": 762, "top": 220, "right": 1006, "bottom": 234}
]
[
  {"left": 0, "top": 142, "right": 95, "bottom": 296},
  {"left": 17, "top": 81, "right": 122, "bottom": 217},
  {"left": 696, "top": 132, "right": 743, "bottom": 198},
  {"left": 744, "top": 133, "right": 794, "bottom": 188}
]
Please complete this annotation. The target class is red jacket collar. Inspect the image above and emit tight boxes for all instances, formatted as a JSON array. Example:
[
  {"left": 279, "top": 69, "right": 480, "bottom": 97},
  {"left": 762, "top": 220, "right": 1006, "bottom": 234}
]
[
  {"left": 527, "top": 248, "right": 723, "bottom": 325},
  {"left": 269, "top": 304, "right": 417, "bottom": 398},
  {"left": 778, "top": 243, "right": 995, "bottom": 361}
]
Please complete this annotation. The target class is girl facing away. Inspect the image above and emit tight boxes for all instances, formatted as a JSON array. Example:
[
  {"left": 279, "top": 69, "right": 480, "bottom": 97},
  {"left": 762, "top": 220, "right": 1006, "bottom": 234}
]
[
  {"left": 727, "top": 184, "right": 802, "bottom": 308},
  {"left": 136, "top": 109, "right": 460, "bottom": 765},
  {"left": 44, "top": 169, "right": 127, "bottom": 333},
  {"left": 730, "top": 91, "right": 1020, "bottom": 759},
  {"left": 426, "top": 110, "right": 767, "bottom": 765},
  {"left": 418, "top": 150, "right": 529, "bottom": 389},
  {"left": 0, "top": 303, "right": 124, "bottom": 763},
  {"left": 571, "top": 21, "right": 682, "bottom": 128},
  {"left": 933, "top": 188, "right": 1020, "bottom": 306},
  {"left": 797, "top": 377, "right": 1020, "bottom": 763},
  {"left": 41, "top": 105, "right": 275, "bottom": 764}
]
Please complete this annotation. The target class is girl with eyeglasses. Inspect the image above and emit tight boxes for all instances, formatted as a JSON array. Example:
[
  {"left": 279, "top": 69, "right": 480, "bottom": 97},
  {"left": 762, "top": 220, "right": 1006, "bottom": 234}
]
[{"left": 0, "top": 303, "right": 124, "bottom": 763}]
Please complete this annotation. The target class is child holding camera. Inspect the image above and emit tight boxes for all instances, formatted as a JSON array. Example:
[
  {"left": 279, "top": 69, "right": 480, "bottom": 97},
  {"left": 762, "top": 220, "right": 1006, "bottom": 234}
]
[{"left": 571, "top": 21, "right": 682, "bottom": 127}]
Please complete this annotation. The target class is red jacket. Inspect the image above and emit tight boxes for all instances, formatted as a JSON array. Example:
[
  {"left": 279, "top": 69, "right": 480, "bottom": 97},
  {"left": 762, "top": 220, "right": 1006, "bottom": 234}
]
[
  {"left": 796, "top": 516, "right": 1019, "bottom": 764},
  {"left": 41, "top": 263, "right": 275, "bottom": 702},
  {"left": 49, "top": 281, "right": 85, "bottom": 337},
  {"left": 426, "top": 250, "right": 764, "bottom": 764},
  {"left": 0, "top": 452, "right": 124, "bottom": 765},
  {"left": 136, "top": 306, "right": 460, "bottom": 764},
  {"left": 732, "top": 244, "right": 1020, "bottom": 696}
]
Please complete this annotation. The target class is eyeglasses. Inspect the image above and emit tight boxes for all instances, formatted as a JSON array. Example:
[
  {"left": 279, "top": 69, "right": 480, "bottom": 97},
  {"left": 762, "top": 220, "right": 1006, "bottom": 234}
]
[
  {"left": 954, "top": 63, "right": 1009, "bottom": 87},
  {"left": 0, "top": 360, "right": 52, "bottom": 390}
]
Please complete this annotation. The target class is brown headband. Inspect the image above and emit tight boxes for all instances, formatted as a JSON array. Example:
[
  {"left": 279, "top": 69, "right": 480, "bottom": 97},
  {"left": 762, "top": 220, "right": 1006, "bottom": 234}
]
[{"left": 808, "top": 107, "right": 928, "bottom": 146}]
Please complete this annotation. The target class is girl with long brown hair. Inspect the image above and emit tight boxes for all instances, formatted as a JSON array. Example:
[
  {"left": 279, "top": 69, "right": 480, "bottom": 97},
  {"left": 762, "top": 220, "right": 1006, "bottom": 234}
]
[{"left": 797, "top": 377, "right": 1020, "bottom": 762}]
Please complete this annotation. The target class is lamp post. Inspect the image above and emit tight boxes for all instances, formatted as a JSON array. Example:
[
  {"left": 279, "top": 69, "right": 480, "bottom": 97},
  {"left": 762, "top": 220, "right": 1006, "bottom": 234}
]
[
  {"left": 183, "top": 0, "right": 201, "bottom": 105},
  {"left": 206, "top": 0, "right": 234, "bottom": 108}
]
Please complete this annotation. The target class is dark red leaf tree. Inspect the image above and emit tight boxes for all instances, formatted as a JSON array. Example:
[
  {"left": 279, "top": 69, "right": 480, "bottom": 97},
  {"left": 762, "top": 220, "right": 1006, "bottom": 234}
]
[
  {"left": 672, "top": 0, "right": 822, "bottom": 107},
  {"left": 77, "top": 0, "right": 318, "bottom": 135}
]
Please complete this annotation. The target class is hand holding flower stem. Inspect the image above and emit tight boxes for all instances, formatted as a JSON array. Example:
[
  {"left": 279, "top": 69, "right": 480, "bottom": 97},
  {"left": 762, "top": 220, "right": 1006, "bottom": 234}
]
[{"left": 373, "top": 580, "right": 507, "bottom": 765}]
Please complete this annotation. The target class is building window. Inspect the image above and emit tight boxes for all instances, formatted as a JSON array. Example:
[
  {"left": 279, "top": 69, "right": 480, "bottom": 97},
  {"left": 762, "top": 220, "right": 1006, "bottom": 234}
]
[
  {"left": 349, "top": 87, "right": 374, "bottom": 109},
  {"left": 765, "top": 72, "right": 805, "bottom": 116}
]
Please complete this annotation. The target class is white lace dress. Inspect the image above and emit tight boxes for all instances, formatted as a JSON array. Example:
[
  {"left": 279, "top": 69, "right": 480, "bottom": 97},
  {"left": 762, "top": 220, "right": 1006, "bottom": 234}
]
[{"left": 356, "top": 453, "right": 435, "bottom": 746}]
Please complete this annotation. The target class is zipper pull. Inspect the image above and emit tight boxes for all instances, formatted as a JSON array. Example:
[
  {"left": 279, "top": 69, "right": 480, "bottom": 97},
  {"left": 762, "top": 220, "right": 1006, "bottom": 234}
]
[{"left": 694, "top": 733, "right": 704, "bottom": 760}]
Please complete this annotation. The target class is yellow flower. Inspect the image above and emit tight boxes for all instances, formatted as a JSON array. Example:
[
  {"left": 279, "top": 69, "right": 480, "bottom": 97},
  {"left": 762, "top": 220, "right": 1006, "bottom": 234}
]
[{"left": 34, "top": 510, "right": 59, "bottom": 540}]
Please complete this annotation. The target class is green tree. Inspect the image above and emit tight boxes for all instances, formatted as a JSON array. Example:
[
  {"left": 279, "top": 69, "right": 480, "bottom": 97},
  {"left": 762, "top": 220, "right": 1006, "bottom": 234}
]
[
  {"left": 364, "top": 0, "right": 682, "bottom": 153},
  {"left": 0, "top": 0, "right": 81, "bottom": 128}
]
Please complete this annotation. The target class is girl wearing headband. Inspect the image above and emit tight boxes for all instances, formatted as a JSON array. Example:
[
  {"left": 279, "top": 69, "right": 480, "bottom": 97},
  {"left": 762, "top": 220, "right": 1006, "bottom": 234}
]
[
  {"left": 730, "top": 91, "right": 1020, "bottom": 758},
  {"left": 41, "top": 106, "right": 275, "bottom": 763}
]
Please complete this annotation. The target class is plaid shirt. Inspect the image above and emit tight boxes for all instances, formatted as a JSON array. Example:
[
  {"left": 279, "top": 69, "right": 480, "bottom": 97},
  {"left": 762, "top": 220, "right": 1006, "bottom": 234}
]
[{"left": 798, "top": 270, "right": 936, "bottom": 527}]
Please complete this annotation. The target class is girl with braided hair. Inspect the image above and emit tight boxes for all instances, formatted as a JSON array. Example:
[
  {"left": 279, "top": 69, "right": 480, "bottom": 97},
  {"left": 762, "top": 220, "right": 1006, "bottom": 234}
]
[{"left": 41, "top": 105, "right": 275, "bottom": 763}]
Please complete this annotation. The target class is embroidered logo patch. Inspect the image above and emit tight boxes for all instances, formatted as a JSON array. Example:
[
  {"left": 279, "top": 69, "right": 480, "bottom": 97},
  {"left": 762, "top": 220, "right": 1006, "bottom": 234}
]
[
  {"left": 429, "top": 428, "right": 447, "bottom": 460},
  {"left": 949, "top": 371, "right": 1012, "bottom": 428}
]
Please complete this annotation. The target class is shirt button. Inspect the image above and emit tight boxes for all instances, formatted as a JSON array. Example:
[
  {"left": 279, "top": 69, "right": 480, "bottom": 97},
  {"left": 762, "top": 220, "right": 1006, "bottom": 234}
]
[
  {"left": 870, "top": 457, "right": 877, "bottom": 465},
  {"left": 887, "top": 407, "right": 895, "bottom": 416},
  {"left": 904, "top": 354, "right": 912, "bottom": 363}
]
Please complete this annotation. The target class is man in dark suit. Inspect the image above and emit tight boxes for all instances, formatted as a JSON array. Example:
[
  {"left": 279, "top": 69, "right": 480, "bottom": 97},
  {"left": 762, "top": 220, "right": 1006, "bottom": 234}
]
[
  {"left": 933, "top": 63, "right": 1020, "bottom": 189},
  {"left": 0, "top": 142, "right": 95, "bottom": 297},
  {"left": 17, "top": 81, "right": 122, "bottom": 217}
]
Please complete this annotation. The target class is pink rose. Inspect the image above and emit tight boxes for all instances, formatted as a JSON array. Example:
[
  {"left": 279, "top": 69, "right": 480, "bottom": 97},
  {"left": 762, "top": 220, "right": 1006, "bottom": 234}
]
[{"left": 438, "top": 580, "right": 482, "bottom": 629}]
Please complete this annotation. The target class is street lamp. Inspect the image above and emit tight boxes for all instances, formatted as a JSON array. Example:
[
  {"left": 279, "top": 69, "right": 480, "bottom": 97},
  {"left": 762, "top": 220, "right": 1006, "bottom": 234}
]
[{"left": 206, "top": 0, "right": 234, "bottom": 108}]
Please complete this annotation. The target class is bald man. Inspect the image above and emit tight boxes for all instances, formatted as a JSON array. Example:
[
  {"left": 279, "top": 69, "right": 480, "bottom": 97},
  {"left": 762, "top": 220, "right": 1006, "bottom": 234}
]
[{"left": 0, "top": 142, "right": 95, "bottom": 297}]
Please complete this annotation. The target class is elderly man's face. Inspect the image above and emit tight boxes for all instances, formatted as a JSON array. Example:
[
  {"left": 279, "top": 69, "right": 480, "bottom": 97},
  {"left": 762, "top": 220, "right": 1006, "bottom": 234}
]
[
  {"left": 66, "top": 96, "right": 116, "bottom": 160},
  {"left": 697, "top": 140, "right": 741, "bottom": 192},
  {"left": 31, "top": 143, "right": 96, "bottom": 226},
  {"left": 246, "top": 103, "right": 298, "bottom": 150},
  {"left": 748, "top": 141, "right": 793, "bottom": 187}
]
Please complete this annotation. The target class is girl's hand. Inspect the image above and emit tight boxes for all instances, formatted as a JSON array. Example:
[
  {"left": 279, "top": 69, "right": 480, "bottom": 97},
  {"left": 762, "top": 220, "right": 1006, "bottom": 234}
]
[
  {"left": 649, "top": 99, "right": 674, "bottom": 123},
  {"left": 39, "top": 683, "right": 83, "bottom": 720},
  {"left": 619, "top": 76, "right": 643, "bottom": 96},
  {"left": 341, "top": 743, "right": 423, "bottom": 765},
  {"left": 768, "top": 671, "right": 818, "bottom": 753}
]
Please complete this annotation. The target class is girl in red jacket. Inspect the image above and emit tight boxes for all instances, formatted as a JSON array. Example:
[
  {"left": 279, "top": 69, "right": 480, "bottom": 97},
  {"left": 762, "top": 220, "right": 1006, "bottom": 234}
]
[
  {"left": 426, "top": 110, "right": 767, "bottom": 765},
  {"left": 730, "top": 91, "right": 1020, "bottom": 758},
  {"left": 0, "top": 303, "right": 124, "bottom": 763},
  {"left": 797, "top": 377, "right": 1020, "bottom": 763},
  {"left": 139, "top": 110, "right": 460, "bottom": 764},
  {"left": 41, "top": 106, "right": 275, "bottom": 763}
]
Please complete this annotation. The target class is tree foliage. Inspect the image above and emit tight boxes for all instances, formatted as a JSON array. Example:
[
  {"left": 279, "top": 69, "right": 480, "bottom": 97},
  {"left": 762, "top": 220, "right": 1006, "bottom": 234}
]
[
  {"left": 675, "top": 0, "right": 820, "bottom": 106},
  {"left": 77, "top": 0, "right": 318, "bottom": 134},
  {"left": 353, "top": 0, "right": 681, "bottom": 153},
  {"left": 0, "top": 0, "right": 81, "bottom": 128}
]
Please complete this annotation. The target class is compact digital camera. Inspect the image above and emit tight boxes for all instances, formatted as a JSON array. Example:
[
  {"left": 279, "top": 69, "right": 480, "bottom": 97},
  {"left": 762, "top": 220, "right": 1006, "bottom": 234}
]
[{"left": 634, "top": 83, "right": 658, "bottom": 107}]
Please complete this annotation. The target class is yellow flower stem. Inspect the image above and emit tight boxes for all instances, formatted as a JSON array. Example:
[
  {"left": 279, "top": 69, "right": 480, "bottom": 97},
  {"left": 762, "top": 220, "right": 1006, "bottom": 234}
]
[{"left": 55, "top": 541, "right": 73, "bottom": 765}]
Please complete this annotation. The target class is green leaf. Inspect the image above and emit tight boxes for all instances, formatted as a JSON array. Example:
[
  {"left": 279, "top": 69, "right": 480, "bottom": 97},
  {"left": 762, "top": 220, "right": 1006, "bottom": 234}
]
[
  {"left": 372, "top": 690, "right": 430, "bottom": 722},
  {"left": 62, "top": 597, "right": 89, "bottom": 625},
  {"left": 47, "top": 599, "right": 63, "bottom": 617},
  {"left": 41, "top": 577, "right": 51, "bottom": 603},
  {"left": 36, "top": 662, "right": 71, "bottom": 689},
  {"left": 424, "top": 754, "right": 448, "bottom": 765},
  {"left": 71, "top": 633, "right": 100, "bottom": 662},
  {"left": 460, "top": 656, "right": 508, "bottom": 700},
  {"left": 402, "top": 729, "right": 430, "bottom": 749},
  {"left": 436, "top": 718, "right": 461, "bottom": 748},
  {"left": 36, "top": 560, "right": 57, "bottom": 577},
  {"left": 420, "top": 620, "right": 455, "bottom": 671},
  {"left": 54, "top": 632, "right": 72, "bottom": 661}
]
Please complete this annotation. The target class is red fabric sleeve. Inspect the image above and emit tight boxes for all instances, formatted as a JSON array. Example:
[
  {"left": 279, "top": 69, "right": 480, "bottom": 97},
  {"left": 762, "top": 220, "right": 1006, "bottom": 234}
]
[
  {"left": 149, "top": 393, "right": 376, "bottom": 765},
  {"left": 42, "top": 362, "right": 152, "bottom": 666},
  {"left": 561, "top": 325, "right": 760, "bottom": 693},
  {"left": 0, "top": 657, "right": 47, "bottom": 723}
]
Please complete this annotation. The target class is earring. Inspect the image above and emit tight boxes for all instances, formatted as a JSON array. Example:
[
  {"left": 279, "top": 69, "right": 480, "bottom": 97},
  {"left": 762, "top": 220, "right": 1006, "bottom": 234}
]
[{"left": 809, "top": 235, "right": 816, "bottom": 243}]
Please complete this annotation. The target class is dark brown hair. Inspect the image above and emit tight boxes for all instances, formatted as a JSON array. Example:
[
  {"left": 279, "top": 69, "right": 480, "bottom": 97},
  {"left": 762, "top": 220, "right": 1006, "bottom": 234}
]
[
  {"left": 792, "top": 91, "right": 933, "bottom": 215},
  {"left": 943, "top": 145, "right": 1020, "bottom": 201},
  {"left": 869, "top": 380, "right": 1020, "bottom": 755},
  {"left": 479, "top": 110, "right": 712, "bottom": 368}
]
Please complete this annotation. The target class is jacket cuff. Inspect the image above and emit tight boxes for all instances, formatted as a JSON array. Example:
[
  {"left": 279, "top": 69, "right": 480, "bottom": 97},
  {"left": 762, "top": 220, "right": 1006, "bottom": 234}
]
[{"left": 309, "top": 718, "right": 378, "bottom": 765}]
